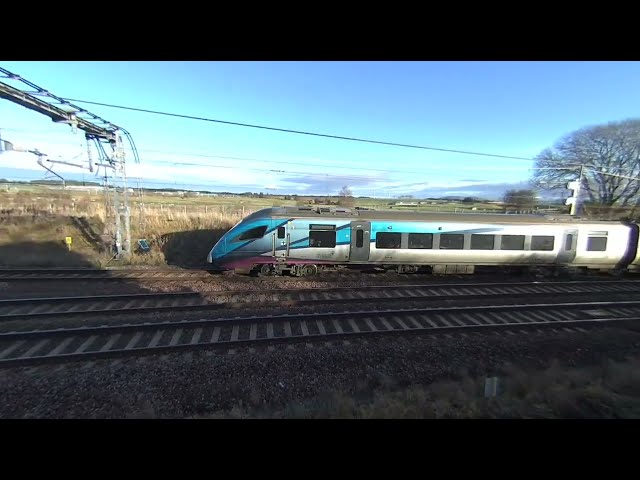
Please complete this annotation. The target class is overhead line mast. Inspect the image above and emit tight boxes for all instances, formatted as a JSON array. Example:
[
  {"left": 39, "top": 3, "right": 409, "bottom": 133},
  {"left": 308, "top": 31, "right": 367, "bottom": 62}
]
[{"left": 0, "top": 66, "right": 138, "bottom": 259}]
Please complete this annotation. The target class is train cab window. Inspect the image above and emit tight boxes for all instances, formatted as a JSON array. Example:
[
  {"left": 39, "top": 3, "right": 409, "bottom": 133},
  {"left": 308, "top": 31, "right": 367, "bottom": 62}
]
[
  {"left": 501, "top": 235, "right": 525, "bottom": 250},
  {"left": 236, "top": 225, "right": 268, "bottom": 241},
  {"left": 376, "top": 232, "right": 401, "bottom": 249},
  {"left": 356, "top": 229, "right": 364, "bottom": 248},
  {"left": 565, "top": 234, "right": 574, "bottom": 251},
  {"left": 309, "top": 230, "right": 336, "bottom": 248},
  {"left": 277, "top": 227, "right": 285, "bottom": 239},
  {"left": 531, "top": 236, "right": 555, "bottom": 251},
  {"left": 439, "top": 234, "right": 464, "bottom": 250},
  {"left": 587, "top": 237, "right": 607, "bottom": 251},
  {"left": 471, "top": 234, "right": 495, "bottom": 250},
  {"left": 408, "top": 233, "right": 433, "bottom": 249}
]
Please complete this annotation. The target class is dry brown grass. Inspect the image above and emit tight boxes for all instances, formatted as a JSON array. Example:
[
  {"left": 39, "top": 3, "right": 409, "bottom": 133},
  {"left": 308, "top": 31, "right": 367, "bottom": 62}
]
[
  {"left": 128, "top": 209, "right": 245, "bottom": 267},
  {"left": 0, "top": 188, "right": 251, "bottom": 267},
  {"left": 0, "top": 213, "right": 110, "bottom": 267}
]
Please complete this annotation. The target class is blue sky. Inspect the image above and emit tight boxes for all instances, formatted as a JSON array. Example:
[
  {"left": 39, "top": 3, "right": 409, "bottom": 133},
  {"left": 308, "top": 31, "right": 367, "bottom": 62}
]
[{"left": 1, "top": 61, "right": 639, "bottom": 199}]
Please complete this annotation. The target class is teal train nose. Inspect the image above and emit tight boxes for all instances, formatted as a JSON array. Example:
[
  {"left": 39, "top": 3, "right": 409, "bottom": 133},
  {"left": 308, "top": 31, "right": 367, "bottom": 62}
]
[{"left": 207, "top": 236, "right": 226, "bottom": 265}]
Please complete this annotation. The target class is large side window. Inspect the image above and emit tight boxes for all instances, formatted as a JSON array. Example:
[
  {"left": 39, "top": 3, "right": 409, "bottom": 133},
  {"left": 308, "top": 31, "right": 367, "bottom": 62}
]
[
  {"left": 376, "top": 232, "right": 401, "bottom": 249},
  {"left": 309, "top": 230, "right": 336, "bottom": 248},
  {"left": 501, "top": 235, "right": 525, "bottom": 250},
  {"left": 236, "top": 225, "right": 268, "bottom": 241},
  {"left": 471, "top": 234, "right": 495, "bottom": 250},
  {"left": 531, "top": 235, "right": 555, "bottom": 251},
  {"left": 439, "top": 234, "right": 464, "bottom": 249},
  {"left": 408, "top": 233, "right": 433, "bottom": 249},
  {"left": 587, "top": 237, "right": 607, "bottom": 251}
]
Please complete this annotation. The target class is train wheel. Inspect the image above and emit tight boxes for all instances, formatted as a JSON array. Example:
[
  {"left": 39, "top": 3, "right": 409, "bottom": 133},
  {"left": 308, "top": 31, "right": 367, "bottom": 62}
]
[
  {"left": 301, "top": 264, "right": 318, "bottom": 277},
  {"left": 256, "top": 264, "right": 273, "bottom": 277}
]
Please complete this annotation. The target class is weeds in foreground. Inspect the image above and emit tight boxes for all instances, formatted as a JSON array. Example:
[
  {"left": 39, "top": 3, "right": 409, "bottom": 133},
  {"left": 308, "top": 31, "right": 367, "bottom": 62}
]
[{"left": 189, "top": 355, "right": 640, "bottom": 419}]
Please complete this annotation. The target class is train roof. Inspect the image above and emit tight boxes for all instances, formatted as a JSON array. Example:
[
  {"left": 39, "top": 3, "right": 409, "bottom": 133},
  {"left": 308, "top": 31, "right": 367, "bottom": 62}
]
[{"left": 244, "top": 206, "right": 629, "bottom": 225}]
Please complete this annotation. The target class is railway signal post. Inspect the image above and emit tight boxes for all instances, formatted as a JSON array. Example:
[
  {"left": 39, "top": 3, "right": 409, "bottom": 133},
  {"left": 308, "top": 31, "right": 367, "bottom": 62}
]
[{"left": 565, "top": 165, "right": 584, "bottom": 216}]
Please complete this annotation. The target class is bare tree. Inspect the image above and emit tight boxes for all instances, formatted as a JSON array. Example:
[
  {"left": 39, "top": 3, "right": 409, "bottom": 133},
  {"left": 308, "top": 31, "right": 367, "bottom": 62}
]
[
  {"left": 503, "top": 189, "right": 537, "bottom": 210},
  {"left": 532, "top": 119, "right": 640, "bottom": 207},
  {"left": 339, "top": 185, "right": 353, "bottom": 197},
  {"left": 338, "top": 185, "right": 355, "bottom": 207}
]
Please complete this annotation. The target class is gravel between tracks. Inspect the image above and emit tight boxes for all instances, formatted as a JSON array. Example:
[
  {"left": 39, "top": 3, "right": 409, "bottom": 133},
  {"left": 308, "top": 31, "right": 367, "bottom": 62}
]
[
  {"left": 1, "top": 326, "right": 640, "bottom": 418},
  {"left": 0, "top": 270, "right": 612, "bottom": 300}
]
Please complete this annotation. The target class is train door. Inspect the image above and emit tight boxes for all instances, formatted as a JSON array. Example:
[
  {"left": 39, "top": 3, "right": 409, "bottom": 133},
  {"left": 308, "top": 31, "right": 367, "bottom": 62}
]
[
  {"left": 272, "top": 222, "right": 290, "bottom": 260},
  {"left": 349, "top": 221, "right": 371, "bottom": 262},
  {"left": 557, "top": 229, "right": 578, "bottom": 264}
]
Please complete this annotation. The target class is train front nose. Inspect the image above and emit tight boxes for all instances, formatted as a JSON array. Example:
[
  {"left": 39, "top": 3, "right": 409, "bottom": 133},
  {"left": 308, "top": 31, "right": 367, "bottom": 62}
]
[{"left": 207, "top": 236, "right": 227, "bottom": 267}]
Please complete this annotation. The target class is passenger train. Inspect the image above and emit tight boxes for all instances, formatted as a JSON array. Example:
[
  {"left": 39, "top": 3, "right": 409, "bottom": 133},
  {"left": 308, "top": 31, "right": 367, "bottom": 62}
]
[{"left": 206, "top": 206, "right": 640, "bottom": 276}]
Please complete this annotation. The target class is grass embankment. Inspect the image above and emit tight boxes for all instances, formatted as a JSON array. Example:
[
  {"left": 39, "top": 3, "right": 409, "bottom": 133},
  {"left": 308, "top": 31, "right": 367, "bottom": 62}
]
[{"left": 0, "top": 188, "right": 257, "bottom": 267}]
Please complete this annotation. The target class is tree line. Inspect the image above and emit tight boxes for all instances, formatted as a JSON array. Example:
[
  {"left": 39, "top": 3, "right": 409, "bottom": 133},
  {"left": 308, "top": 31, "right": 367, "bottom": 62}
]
[{"left": 500, "top": 118, "right": 640, "bottom": 215}]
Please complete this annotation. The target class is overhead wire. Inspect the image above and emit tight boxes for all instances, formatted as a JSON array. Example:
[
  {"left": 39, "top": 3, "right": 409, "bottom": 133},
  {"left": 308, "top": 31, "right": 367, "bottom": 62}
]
[
  {"left": 61, "top": 97, "right": 537, "bottom": 162},
  {"left": 13, "top": 96, "right": 638, "bottom": 186},
  {"left": 1, "top": 130, "right": 535, "bottom": 178}
]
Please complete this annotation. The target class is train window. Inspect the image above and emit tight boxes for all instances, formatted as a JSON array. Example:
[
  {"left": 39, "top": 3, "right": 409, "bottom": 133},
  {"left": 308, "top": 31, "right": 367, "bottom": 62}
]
[
  {"left": 356, "top": 229, "right": 364, "bottom": 248},
  {"left": 408, "top": 233, "right": 433, "bottom": 249},
  {"left": 587, "top": 237, "right": 607, "bottom": 251},
  {"left": 439, "top": 234, "right": 464, "bottom": 250},
  {"left": 376, "top": 232, "right": 401, "bottom": 249},
  {"left": 531, "top": 236, "right": 555, "bottom": 251},
  {"left": 471, "top": 234, "right": 495, "bottom": 250},
  {"left": 309, "top": 230, "right": 336, "bottom": 248},
  {"left": 565, "top": 234, "right": 574, "bottom": 251},
  {"left": 501, "top": 235, "right": 525, "bottom": 250},
  {"left": 236, "top": 225, "right": 268, "bottom": 241},
  {"left": 277, "top": 227, "right": 285, "bottom": 239}
]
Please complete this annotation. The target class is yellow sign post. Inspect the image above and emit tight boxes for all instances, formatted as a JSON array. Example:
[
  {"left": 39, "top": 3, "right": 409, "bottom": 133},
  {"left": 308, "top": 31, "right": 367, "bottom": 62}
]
[{"left": 65, "top": 236, "right": 73, "bottom": 251}]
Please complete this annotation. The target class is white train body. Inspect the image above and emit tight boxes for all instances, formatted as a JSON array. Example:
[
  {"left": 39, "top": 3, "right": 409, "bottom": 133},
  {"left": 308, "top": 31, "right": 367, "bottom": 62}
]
[{"left": 207, "top": 207, "right": 640, "bottom": 275}]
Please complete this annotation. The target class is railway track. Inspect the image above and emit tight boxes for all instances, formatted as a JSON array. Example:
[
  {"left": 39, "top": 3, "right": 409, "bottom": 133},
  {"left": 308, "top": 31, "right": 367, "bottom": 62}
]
[
  {"left": 1, "top": 300, "right": 639, "bottom": 368},
  {"left": 2, "top": 279, "right": 640, "bottom": 321},
  {"left": 0, "top": 268, "right": 630, "bottom": 282},
  {"left": 0, "top": 268, "right": 216, "bottom": 281}
]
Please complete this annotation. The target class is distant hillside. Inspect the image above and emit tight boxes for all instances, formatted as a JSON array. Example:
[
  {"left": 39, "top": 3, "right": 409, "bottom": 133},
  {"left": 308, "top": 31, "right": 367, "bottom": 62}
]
[{"left": 0, "top": 179, "right": 102, "bottom": 187}]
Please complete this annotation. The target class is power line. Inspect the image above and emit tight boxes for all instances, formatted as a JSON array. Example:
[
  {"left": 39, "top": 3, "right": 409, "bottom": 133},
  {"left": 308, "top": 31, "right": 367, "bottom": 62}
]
[
  {"left": 0, "top": 161, "right": 529, "bottom": 193},
  {"left": 2, "top": 132, "right": 535, "bottom": 176},
  {"left": 2, "top": 127, "right": 535, "bottom": 172},
  {"left": 141, "top": 150, "right": 533, "bottom": 173},
  {"left": 0, "top": 140, "right": 576, "bottom": 192},
  {"left": 62, "top": 97, "right": 536, "bottom": 162},
  {"left": 1, "top": 154, "right": 527, "bottom": 186},
  {"left": 0, "top": 128, "right": 541, "bottom": 191},
  {"left": 147, "top": 161, "right": 381, "bottom": 182}
]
